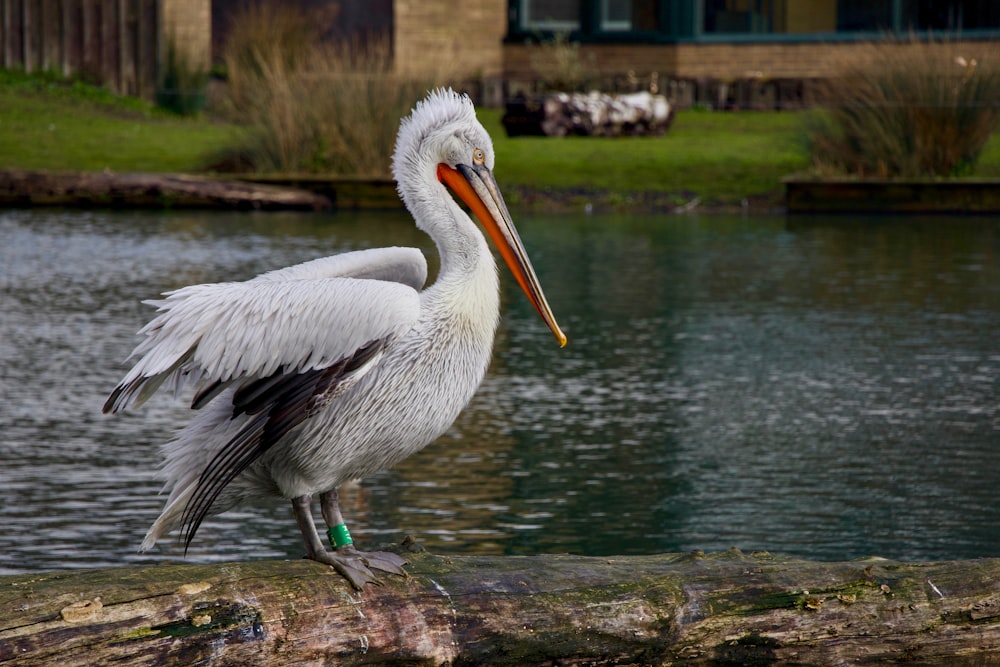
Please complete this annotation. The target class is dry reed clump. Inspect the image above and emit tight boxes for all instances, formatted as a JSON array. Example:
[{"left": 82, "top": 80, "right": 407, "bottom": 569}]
[
  {"left": 809, "top": 35, "right": 1000, "bottom": 178},
  {"left": 220, "top": 3, "right": 440, "bottom": 176},
  {"left": 530, "top": 32, "right": 597, "bottom": 92}
]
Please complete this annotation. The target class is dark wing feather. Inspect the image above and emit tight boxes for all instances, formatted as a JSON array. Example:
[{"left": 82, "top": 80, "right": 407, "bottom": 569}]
[
  {"left": 191, "top": 378, "right": 228, "bottom": 410},
  {"left": 180, "top": 412, "right": 269, "bottom": 551},
  {"left": 179, "top": 339, "right": 386, "bottom": 550}
]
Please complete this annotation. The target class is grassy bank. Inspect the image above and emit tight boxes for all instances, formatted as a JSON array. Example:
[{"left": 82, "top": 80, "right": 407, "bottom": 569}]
[
  {"left": 0, "top": 71, "right": 244, "bottom": 173},
  {"left": 0, "top": 74, "right": 808, "bottom": 208},
  {"left": 1, "top": 71, "right": 999, "bottom": 210},
  {"left": 480, "top": 108, "right": 810, "bottom": 208}
]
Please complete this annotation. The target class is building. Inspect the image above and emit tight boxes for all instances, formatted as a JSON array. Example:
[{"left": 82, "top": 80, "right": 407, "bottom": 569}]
[
  {"left": 501, "top": 0, "right": 1000, "bottom": 107},
  {"left": 284, "top": 1, "right": 1000, "bottom": 108},
  {"left": 5, "top": 1, "right": 996, "bottom": 108}
]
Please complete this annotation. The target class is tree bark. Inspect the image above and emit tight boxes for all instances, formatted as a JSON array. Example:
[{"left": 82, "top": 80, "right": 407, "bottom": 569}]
[
  {"left": 2, "top": 549, "right": 999, "bottom": 666},
  {"left": 0, "top": 170, "right": 332, "bottom": 210}
]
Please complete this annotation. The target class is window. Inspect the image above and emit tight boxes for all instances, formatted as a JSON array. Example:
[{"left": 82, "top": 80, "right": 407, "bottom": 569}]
[
  {"left": 703, "top": 0, "right": 773, "bottom": 34},
  {"left": 900, "top": 0, "right": 1000, "bottom": 31},
  {"left": 508, "top": 0, "right": 1000, "bottom": 41},
  {"left": 521, "top": 0, "right": 581, "bottom": 31},
  {"left": 836, "top": 0, "right": 892, "bottom": 31},
  {"left": 600, "top": 0, "right": 661, "bottom": 32},
  {"left": 600, "top": 0, "right": 631, "bottom": 31}
]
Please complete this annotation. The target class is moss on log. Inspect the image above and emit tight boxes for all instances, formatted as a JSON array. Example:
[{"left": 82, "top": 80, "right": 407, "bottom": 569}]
[{"left": 2, "top": 549, "right": 1000, "bottom": 665}]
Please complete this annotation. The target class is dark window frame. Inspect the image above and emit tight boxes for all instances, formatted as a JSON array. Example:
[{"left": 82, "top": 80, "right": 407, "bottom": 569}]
[{"left": 506, "top": 0, "right": 1000, "bottom": 44}]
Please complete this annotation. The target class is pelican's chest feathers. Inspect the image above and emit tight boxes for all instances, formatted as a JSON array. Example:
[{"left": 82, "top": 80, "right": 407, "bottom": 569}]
[{"left": 421, "top": 256, "right": 500, "bottom": 350}]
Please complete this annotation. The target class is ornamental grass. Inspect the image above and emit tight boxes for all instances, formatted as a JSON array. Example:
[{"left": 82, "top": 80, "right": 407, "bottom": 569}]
[
  {"left": 219, "top": 2, "right": 442, "bottom": 176},
  {"left": 809, "top": 35, "right": 1000, "bottom": 178}
]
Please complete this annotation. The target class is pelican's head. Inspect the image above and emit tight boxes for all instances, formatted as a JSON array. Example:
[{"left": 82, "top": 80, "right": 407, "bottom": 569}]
[
  {"left": 393, "top": 88, "right": 566, "bottom": 347},
  {"left": 393, "top": 88, "right": 492, "bottom": 190}
]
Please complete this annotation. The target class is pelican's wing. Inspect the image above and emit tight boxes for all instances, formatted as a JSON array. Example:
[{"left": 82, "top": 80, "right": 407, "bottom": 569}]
[
  {"left": 103, "top": 247, "right": 426, "bottom": 414},
  {"left": 255, "top": 246, "right": 427, "bottom": 290}
]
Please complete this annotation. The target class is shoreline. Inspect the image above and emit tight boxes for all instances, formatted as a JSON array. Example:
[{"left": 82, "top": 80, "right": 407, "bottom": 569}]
[
  {"left": 3, "top": 169, "right": 998, "bottom": 215},
  {"left": 0, "top": 169, "right": 782, "bottom": 216}
]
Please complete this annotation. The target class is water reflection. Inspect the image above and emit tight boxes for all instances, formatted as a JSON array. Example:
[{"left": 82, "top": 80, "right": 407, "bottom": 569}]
[{"left": 0, "top": 208, "right": 997, "bottom": 574}]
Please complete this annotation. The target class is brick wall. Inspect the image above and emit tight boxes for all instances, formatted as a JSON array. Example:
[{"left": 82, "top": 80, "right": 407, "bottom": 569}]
[
  {"left": 505, "top": 39, "right": 999, "bottom": 84},
  {"left": 394, "top": 0, "right": 506, "bottom": 80}
]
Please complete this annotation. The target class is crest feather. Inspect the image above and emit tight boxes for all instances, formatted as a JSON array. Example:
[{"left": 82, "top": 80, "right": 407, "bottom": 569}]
[{"left": 392, "top": 88, "right": 476, "bottom": 182}]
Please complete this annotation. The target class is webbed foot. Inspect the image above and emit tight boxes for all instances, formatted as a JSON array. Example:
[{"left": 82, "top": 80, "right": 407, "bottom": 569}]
[
  {"left": 308, "top": 544, "right": 408, "bottom": 589},
  {"left": 294, "top": 491, "right": 410, "bottom": 589}
]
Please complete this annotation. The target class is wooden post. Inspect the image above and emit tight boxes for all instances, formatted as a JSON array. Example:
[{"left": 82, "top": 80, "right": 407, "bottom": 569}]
[
  {"left": 99, "top": 0, "right": 117, "bottom": 92},
  {"left": 0, "top": 0, "right": 163, "bottom": 100},
  {"left": 3, "top": 0, "right": 22, "bottom": 68},
  {"left": 0, "top": 0, "right": 5, "bottom": 68},
  {"left": 80, "top": 0, "right": 98, "bottom": 81},
  {"left": 2, "top": 550, "right": 999, "bottom": 666},
  {"left": 117, "top": 0, "right": 135, "bottom": 96},
  {"left": 39, "top": 0, "right": 59, "bottom": 72},
  {"left": 136, "top": 0, "right": 156, "bottom": 100},
  {"left": 60, "top": 0, "right": 78, "bottom": 78},
  {"left": 20, "top": 0, "right": 33, "bottom": 71}
]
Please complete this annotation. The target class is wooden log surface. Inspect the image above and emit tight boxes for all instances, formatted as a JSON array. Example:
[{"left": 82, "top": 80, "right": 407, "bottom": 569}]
[
  {"left": 2, "top": 549, "right": 999, "bottom": 665},
  {"left": 0, "top": 170, "right": 332, "bottom": 210}
]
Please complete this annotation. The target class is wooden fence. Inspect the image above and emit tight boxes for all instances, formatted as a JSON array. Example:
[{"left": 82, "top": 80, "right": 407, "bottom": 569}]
[{"left": 0, "top": 0, "right": 159, "bottom": 99}]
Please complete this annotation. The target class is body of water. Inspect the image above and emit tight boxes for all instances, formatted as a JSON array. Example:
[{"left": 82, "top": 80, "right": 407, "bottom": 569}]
[{"left": 0, "top": 208, "right": 997, "bottom": 574}]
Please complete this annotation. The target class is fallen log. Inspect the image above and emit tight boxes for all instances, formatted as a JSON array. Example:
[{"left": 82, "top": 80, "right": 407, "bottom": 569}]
[
  {"left": 239, "top": 175, "right": 403, "bottom": 209},
  {"left": 0, "top": 170, "right": 332, "bottom": 210},
  {"left": 503, "top": 91, "right": 674, "bottom": 137},
  {"left": 2, "top": 549, "right": 999, "bottom": 666}
]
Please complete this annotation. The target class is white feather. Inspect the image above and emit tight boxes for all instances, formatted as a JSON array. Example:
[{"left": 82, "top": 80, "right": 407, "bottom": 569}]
[
  {"left": 106, "top": 248, "right": 427, "bottom": 413},
  {"left": 255, "top": 246, "right": 426, "bottom": 288}
]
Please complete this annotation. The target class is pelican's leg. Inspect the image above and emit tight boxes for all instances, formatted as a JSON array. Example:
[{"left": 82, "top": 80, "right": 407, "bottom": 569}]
[
  {"left": 291, "top": 494, "right": 383, "bottom": 589},
  {"left": 320, "top": 488, "right": 407, "bottom": 579}
]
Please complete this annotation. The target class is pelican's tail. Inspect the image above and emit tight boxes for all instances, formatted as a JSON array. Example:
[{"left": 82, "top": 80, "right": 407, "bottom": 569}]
[
  {"left": 139, "top": 398, "right": 244, "bottom": 553},
  {"left": 138, "top": 482, "right": 196, "bottom": 552}
]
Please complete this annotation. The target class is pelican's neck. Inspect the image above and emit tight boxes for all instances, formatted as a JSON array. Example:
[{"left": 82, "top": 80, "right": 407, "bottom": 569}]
[
  {"left": 402, "top": 175, "right": 500, "bottom": 328},
  {"left": 400, "top": 174, "right": 487, "bottom": 274},
  {"left": 438, "top": 209, "right": 494, "bottom": 285}
]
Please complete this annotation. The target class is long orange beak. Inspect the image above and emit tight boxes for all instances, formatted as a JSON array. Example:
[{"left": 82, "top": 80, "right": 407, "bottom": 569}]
[{"left": 438, "top": 162, "right": 567, "bottom": 347}]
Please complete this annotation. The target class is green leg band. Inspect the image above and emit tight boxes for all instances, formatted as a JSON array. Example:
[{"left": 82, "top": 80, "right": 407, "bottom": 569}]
[{"left": 327, "top": 523, "right": 353, "bottom": 549}]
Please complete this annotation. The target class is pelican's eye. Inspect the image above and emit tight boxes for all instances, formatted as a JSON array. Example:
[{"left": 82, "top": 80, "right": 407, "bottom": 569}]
[{"left": 472, "top": 148, "right": 486, "bottom": 165}]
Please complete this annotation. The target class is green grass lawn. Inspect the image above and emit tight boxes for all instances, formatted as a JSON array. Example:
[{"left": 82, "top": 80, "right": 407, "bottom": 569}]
[
  {"left": 0, "top": 71, "right": 244, "bottom": 173},
  {"left": 975, "top": 133, "right": 1000, "bottom": 177},
  {"left": 1, "top": 70, "right": 998, "bottom": 208},
  {"left": 480, "top": 108, "right": 812, "bottom": 207}
]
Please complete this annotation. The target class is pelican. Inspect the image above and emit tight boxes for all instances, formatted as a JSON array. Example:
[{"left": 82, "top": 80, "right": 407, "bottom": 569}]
[{"left": 103, "top": 89, "right": 565, "bottom": 588}]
